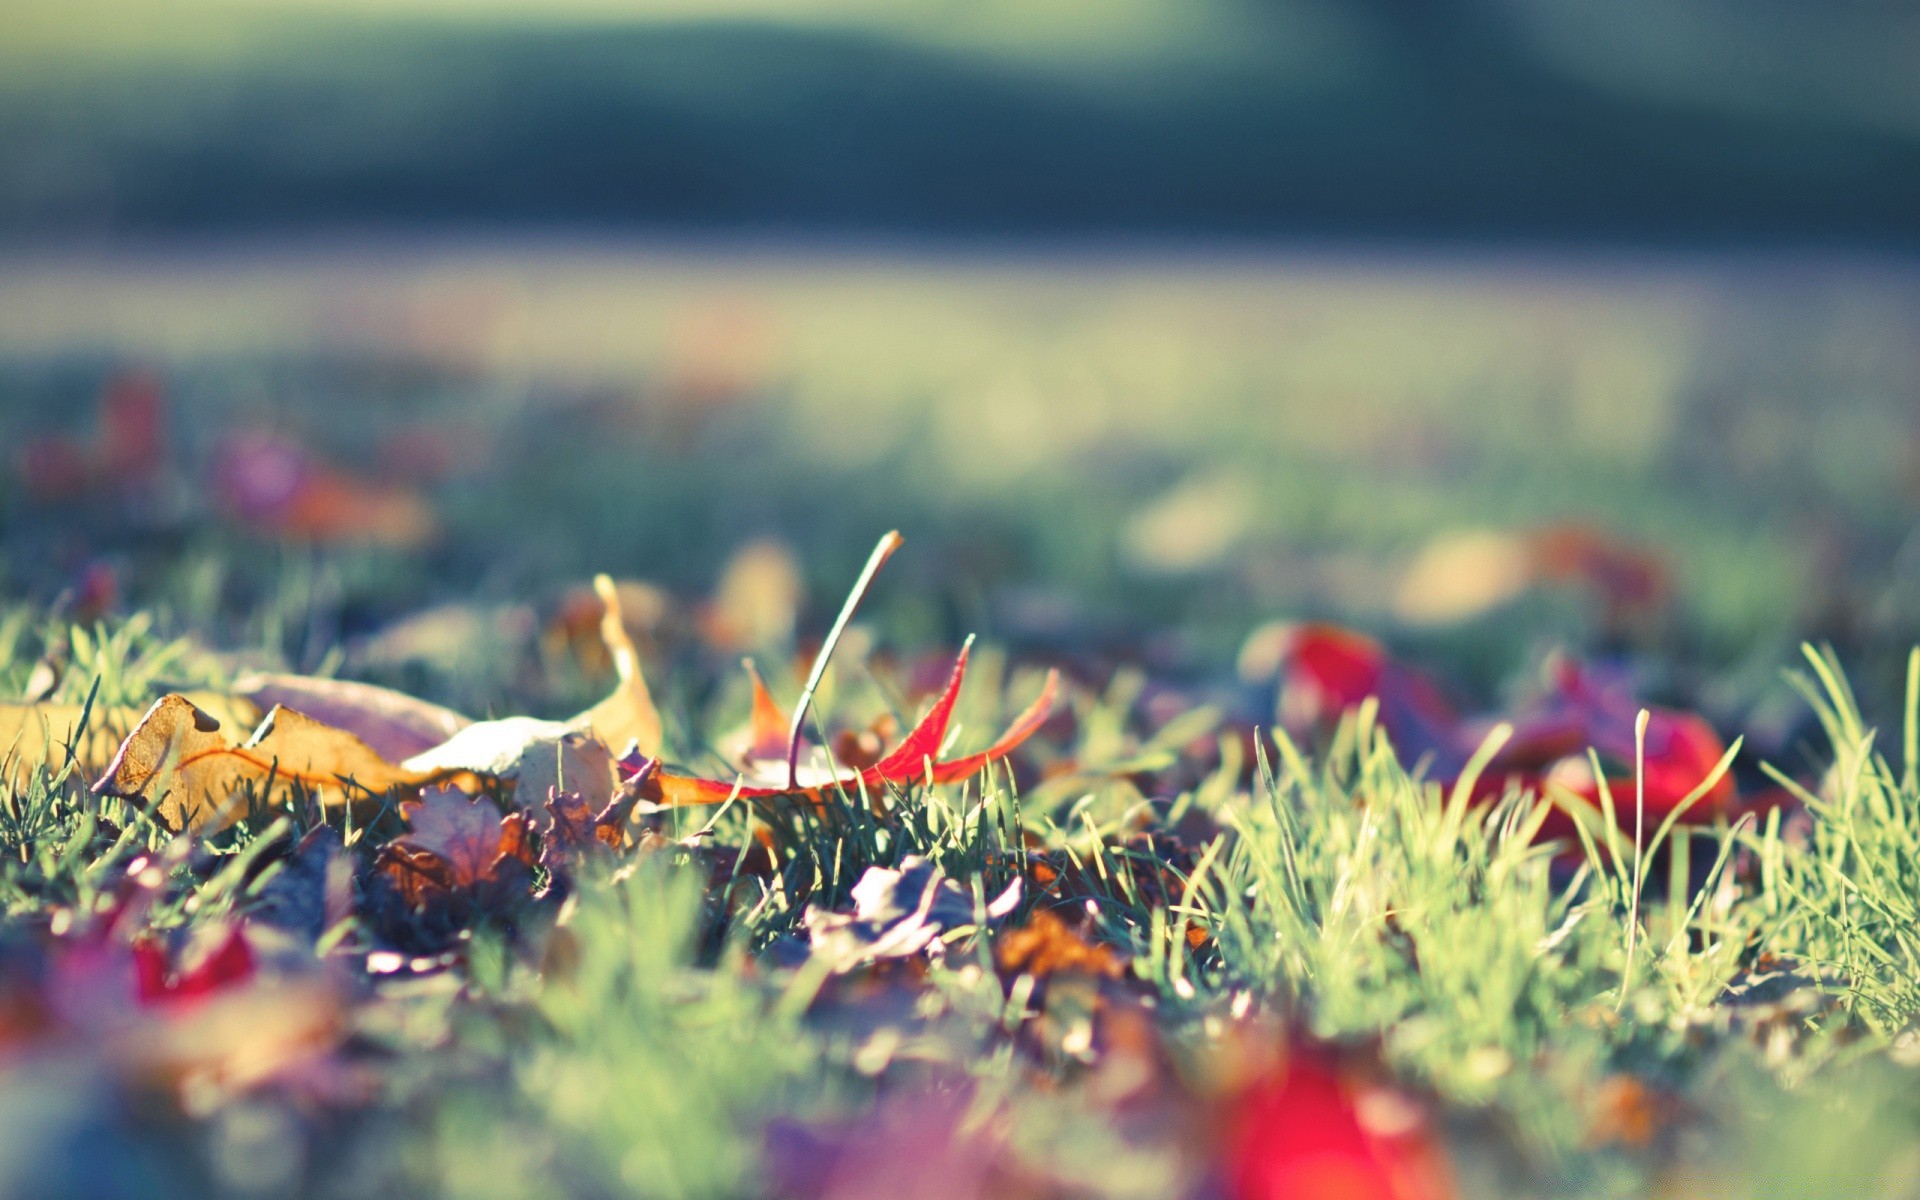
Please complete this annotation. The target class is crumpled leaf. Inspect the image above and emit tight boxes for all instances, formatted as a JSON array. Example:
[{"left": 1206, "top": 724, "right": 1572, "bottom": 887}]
[
  {"left": 378, "top": 788, "right": 537, "bottom": 910},
  {"left": 92, "top": 695, "right": 466, "bottom": 833},
  {"left": 642, "top": 643, "right": 1059, "bottom": 807},
  {"left": 804, "top": 856, "right": 1022, "bottom": 971},
  {"left": 538, "top": 786, "right": 629, "bottom": 867}
]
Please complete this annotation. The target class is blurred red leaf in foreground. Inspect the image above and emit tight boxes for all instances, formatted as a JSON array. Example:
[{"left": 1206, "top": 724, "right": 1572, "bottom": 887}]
[{"left": 1226, "top": 1049, "right": 1452, "bottom": 1200}]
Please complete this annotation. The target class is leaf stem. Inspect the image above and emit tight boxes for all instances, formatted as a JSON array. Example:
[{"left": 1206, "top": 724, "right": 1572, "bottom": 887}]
[{"left": 787, "top": 531, "right": 903, "bottom": 789}]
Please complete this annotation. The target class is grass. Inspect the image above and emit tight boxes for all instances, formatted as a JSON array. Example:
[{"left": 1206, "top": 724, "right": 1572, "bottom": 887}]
[
  {"left": 4, "top": 594, "right": 1920, "bottom": 1196},
  {"left": 2, "top": 250, "right": 1919, "bottom": 1194}
]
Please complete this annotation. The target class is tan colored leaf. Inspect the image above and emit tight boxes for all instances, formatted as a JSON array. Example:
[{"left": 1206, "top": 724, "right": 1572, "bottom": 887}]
[
  {"left": 92, "top": 695, "right": 451, "bottom": 833},
  {"left": 995, "top": 909, "right": 1126, "bottom": 981},
  {"left": 576, "top": 573, "right": 663, "bottom": 757},
  {"left": 0, "top": 693, "right": 260, "bottom": 783}
]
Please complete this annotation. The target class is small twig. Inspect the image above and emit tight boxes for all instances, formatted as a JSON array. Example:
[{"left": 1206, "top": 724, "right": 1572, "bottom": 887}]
[{"left": 787, "top": 531, "right": 903, "bottom": 789}]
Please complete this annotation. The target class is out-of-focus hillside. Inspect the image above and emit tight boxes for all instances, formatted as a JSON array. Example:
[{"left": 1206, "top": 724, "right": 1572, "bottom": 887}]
[{"left": 3, "top": 0, "right": 1918, "bottom": 241}]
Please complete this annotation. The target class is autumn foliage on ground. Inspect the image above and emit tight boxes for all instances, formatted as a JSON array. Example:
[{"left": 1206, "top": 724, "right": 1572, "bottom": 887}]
[{"left": 6, "top": 372, "right": 1920, "bottom": 1199}]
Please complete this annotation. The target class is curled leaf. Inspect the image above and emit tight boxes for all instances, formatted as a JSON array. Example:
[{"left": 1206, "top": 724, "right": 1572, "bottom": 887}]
[
  {"left": 577, "top": 573, "right": 664, "bottom": 758},
  {"left": 92, "top": 695, "right": 459, "bottom": 833}
]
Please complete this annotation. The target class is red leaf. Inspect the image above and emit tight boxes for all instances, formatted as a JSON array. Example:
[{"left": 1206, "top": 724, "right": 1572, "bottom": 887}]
[
  {"left": 133, "top": 926, "right": 256, "bottom": 1007},
  {"left": 1227, "top": 1050, "right": 1451, "bottom": 1200},
  {"left": 1270, "top": 624, "right": 1740, "bottom": 832},
  {"left": 645, "top": 650, "right": 1059, "bottom": 807}
]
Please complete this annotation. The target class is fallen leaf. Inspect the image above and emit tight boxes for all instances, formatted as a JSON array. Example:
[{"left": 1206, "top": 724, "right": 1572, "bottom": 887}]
[
  {"left": 402, "top": 721, "right": 618, "bottom": 816},
  {"left": 133, "top": 925, "right": 255, "bottom": 1007},
  {"left": 377, "top": 789, "right": 538, "bottom": 912},
  {"left": 576, "top": 573, "right": 664, "bottom": 758},
  {"left": 539, "top": 786, "right": 628, "bottom": 865},
  {"left": 92, "top": 695, "right": 463, "bottom": 833},
  {"left": 211, "top": 430, "right": 435, "bottom": 547},
  {"left": 643, "top": 644, "right": 1059, "bottom": 807},
  {"left": 393, "top": 789, "right": 517, "bottom": 888},
  {"left": 701, "top": 537, "right": 804, "bottom": 651},
  {"left": 995, "top": 909, "right": 1126, "bottom": 980},
  {"left": 1262, "top": 623, "right": 1740, "bottom": 834},
  {"left": 1226, "top": 1049, "right": 1452, "bottom": 1200},
  {"left": 0, "top": 693, "right": 261, "bottom": 784}
]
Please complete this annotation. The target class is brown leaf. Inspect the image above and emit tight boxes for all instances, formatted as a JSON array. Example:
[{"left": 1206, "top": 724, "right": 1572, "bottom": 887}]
[
  {"left": 995, "top": 909, "right": 1126, "bottom": 980},
  {"left": 394, "top": 789, "right": 511, "bottom": 887},
  {"left": 92, "top": 695, "right": 457, "bottom": 833},
  {"left": 540, "top": 786, "right": 629, "bottom": 865}
]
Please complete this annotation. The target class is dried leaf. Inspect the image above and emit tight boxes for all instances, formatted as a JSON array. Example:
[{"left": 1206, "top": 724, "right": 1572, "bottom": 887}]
[
  {"left": 378, "top": 790, "right": 538, "bottom": 912},
  {"left": 0, "top": 693, "right": 260, "bottom": 783},
  {"left": 394, "top": 789, "right": 514, "bottom": 888},
  {"left": 93, "top": 695, "right": 457, "bottom": 833},
  {"left": 576, "top": 573, "right": 664, "bottom": 757},
  {"left": 539, "top": 786, "right": 628, "bottom": 866}
]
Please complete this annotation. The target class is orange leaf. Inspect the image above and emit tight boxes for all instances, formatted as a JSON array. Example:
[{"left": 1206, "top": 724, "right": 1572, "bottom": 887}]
[
  {"left": 742, "top": 658, "right": 791, "bottom": 762},
  {"left": 995, "top": 909, "right": 1125, "bottom": 980}
]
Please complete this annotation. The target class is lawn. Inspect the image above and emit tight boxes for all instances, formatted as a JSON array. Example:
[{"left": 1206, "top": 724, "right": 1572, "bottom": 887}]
[{"left": 3, "top": 243, "right": 1920, "bottom": 1197}]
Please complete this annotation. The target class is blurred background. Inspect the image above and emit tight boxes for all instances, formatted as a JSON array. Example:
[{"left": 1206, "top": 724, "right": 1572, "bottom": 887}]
[{"left": 3, "top": 0, "right": 1919, "bottom": 712}]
